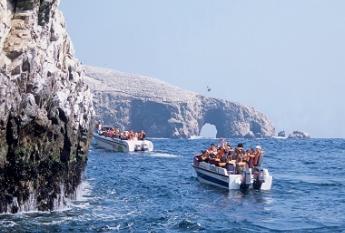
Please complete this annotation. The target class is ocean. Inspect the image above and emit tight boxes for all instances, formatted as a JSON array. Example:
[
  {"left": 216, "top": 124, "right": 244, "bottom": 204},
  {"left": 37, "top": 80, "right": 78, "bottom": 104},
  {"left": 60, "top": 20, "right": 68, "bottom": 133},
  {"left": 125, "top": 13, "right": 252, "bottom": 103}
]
[{"left": 1, "top": 138, "right": 345, "bottom": 232}]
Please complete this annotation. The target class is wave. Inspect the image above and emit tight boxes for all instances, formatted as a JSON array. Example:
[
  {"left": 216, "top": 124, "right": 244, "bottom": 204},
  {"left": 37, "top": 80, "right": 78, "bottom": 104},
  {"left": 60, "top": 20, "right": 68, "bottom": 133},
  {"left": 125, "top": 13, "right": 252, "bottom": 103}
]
[
  {"left": 175, "top": 219, "right": 204, "bottom": 231},
  {"left": 148, "top": 152, "right": 179, "bottom": 159},
  {"left": 189, "top": 136, "right": 216, "bottom": 140},
  {"left": 273, "top": 136, "right": 288, "bottom": 139},
  {"left": 0, "top": 220, "right": 16, "bottom": 228},
  {"left": 147, "top": 137, "right": 169, "bottom": 140}
]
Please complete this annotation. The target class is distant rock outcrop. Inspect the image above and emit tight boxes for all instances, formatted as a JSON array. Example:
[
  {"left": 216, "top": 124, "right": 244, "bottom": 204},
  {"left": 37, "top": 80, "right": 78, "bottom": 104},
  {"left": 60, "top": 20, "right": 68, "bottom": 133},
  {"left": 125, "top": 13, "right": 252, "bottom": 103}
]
[
  {"left": 288, "top": 131, "right": 310, "bottom": 139},
  {"left": 84, "top": 66, "right": 275, "bottom": 138},
  {"left": 278, "top": 130, "right": 286, "bottom": 137},
  {"left": 0, "top": 0, "right": 93, "bottom": 213}
]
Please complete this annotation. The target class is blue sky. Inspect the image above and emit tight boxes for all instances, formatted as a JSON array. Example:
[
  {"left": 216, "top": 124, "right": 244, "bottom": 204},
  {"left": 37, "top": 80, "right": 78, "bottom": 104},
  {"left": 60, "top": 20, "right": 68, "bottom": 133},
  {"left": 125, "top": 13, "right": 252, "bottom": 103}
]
[{"left": 60, "top": 0, "right": 345, "bottom": 138}]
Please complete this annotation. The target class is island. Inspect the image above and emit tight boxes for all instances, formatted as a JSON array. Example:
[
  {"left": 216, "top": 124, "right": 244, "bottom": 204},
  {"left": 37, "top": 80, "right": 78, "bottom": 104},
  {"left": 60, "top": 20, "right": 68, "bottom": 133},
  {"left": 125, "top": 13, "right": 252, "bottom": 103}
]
[{"left": 84, "top": 66, "right": 275, "bottom": 139}]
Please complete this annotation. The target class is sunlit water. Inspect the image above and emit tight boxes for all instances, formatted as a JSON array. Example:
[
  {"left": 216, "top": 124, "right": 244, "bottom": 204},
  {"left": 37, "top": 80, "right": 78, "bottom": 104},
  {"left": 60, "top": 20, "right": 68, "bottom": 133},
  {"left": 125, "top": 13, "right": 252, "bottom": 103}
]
[{"left": 1, "top": 138, "right": 345, "bottom": 232}]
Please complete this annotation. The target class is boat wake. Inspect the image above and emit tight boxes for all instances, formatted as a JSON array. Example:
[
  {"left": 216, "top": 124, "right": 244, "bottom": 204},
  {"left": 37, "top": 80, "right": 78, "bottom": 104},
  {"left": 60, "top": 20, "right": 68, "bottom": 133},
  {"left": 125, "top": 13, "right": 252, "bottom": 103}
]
[
  {"left": 148, "top": 152, "right": 179, "bottom": 159},
  {"left": 189, "top": 136, "right": 216, "bottom": 140}
]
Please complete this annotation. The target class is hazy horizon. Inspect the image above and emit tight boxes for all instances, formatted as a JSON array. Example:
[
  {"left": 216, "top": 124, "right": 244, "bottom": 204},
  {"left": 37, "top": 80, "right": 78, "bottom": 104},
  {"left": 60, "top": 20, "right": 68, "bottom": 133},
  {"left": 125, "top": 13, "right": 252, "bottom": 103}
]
[{"left": 61, "top": 0, "right": 345, "bottom": 138}]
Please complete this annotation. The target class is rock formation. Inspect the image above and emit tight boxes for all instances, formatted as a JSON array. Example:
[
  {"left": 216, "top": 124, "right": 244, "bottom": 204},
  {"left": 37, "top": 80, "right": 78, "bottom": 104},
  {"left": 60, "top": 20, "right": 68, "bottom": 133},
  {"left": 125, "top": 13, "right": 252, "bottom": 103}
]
[
  {"left": 278, "top": 130, "right": 286, "bottom": 137},
  {"left": 0, "top": 0, "right": 93, "bottom": 213},
  {"left": 288, "top": 131, "right": 310, "bottom": 139},
  {"left": 84, "top": 66, "right": 275, "bottom": 138}
]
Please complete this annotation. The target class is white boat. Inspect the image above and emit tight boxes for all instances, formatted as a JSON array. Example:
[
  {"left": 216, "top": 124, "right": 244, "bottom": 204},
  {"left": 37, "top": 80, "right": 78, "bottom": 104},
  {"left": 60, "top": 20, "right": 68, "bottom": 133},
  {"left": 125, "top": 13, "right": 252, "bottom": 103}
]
[
  {"left": 192, "top": 161, "right": 272, "bottom": 191},
  {"left": 93, "top": 132, "right": 154, "bottom": 152}
]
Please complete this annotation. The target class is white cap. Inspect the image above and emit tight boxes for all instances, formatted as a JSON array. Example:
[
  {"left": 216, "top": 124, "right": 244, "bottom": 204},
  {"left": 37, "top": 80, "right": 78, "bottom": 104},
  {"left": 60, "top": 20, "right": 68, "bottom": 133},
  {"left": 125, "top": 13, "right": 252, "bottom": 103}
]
[{"left": 256, "top": 145, "right": 262, "bottom": 150}]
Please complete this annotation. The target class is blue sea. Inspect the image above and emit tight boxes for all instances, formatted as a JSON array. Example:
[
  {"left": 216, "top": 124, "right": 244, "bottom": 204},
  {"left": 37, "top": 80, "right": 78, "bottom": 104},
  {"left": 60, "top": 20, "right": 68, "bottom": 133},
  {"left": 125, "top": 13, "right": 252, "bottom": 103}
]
[{"left": 1, "top": 138, "right": 345, "bottom": 232}]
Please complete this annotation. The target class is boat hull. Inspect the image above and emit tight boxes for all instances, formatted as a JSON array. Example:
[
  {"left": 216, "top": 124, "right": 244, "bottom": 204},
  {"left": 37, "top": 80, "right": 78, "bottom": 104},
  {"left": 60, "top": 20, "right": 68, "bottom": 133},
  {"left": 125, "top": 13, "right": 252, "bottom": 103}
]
[
  {"left": 93, "top": 133, "right": 154, "bottom": 152},
  {"left": 193, "top": 162, "right": 272, "bottom": 190}
]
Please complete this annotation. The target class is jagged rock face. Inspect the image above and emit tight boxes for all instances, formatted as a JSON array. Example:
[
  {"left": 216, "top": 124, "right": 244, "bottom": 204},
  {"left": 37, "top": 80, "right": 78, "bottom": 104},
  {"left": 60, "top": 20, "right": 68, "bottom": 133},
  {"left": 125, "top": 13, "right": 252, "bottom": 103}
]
[
  {"left": 84, "top": 66, "right": 274, "bottom": 138},
  {"left": 0, "top": 0, "right": 94, "bottom": 213}
]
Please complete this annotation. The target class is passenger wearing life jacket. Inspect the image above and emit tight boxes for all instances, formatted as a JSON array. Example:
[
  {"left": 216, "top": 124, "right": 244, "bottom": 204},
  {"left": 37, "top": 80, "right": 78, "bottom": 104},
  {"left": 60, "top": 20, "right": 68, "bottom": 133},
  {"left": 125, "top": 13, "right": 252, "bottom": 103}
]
[
  {"left": 216, "top": 147, "right": 225, "bottom": 159},
  {"left": 207, "top": 144, "right": 218, "bottom": 159},
  {"left": 138, "top": 130, "right": 146, "bottom": 140},
  {"left": 253, "top": 146, "right": 263, "bottom": 167},
  {"left": 246, "top": 148, "right": 256, "bottom": 168},
  {"left": 235, "top": 143, "right": 247, "bottom": 173}
]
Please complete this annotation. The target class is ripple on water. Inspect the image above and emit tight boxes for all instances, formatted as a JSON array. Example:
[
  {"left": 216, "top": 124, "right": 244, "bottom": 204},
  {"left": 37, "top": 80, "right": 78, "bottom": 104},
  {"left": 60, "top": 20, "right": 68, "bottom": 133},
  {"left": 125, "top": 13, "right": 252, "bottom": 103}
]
[{"left": 1, "top": 138, "right": 345, "bottom": 232}]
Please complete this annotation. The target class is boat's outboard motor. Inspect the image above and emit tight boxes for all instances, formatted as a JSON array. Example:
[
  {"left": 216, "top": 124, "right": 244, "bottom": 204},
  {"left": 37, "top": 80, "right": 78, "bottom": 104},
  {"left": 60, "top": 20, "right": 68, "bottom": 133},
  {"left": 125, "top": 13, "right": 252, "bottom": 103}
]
[
  {"left": 253, "top": 169, "right": 265, "bottom": 190},
  {"left": 134, "top": 144, "right": 142, "bottom": 151},
  {"left": 240, "top": 169, "right": 252, "bottom": 192},
  {"left": 142, "top": 144, "right": 149, "bottom": 151}
]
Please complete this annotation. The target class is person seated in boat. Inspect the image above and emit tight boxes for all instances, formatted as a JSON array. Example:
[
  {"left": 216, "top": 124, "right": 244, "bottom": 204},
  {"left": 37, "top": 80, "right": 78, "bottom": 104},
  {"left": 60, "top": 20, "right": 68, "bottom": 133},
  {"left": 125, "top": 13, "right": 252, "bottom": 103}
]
[
  {"left": 137, "top": 130, "right": 145, "bottom": 140},
  {"left": 207, "top": 144, "right": 218, "bottom": 158},
  {"left": 120, "top": 131, "right": 128, "bottom": 140},
  {"left": 216, "top": 147, "right": 225, "bottom": 159},
  {"left": 201, "top": 150, "right": 210, "bottom": 162},
  {"left": 195, "top": 150, "right": 209, "bottom": 163},
  {"left": 209, "top": 147, "right": 223, "bottom": 166},
  {"left": 217, "top": 149, "right": 229, "bottom": 167},
  {"left": 131, "top": 131, "right": 136, "bottom": 140},
  {"left": 95, "top": 121, "right": 102, "bottom": 133},
  {"left": 110, "top": 128, "right": 118, "bottom": 138},
  {"left": 217, "top": 138, "right": 227, "bottom": 148},
  {"left": 204, "top": 144, "right": 217, "bottom": 165},
  {"left": 220, "top": 149, "right": 228, "bottom": 162},
  {"left": 235, "top": 145, "right": 248, "bottom": 173},
  {"left": 224, "top": 147, "right": 233, "bottom": 160},
  {"left": 232, "top": 143, "right": 244, "bottom": 161},
  {"left": 245, "top": 148, "right": 256, "bottom": 168},
  {"left": 224, "top": 142, "right": 231, "bottom": 152},
  {"left": 114, "top": 128, "right": 121, "bottom": 139},
  {"left": 105, "top": 129, "right": 113, "bottom": 138},
  {"left": 132, "top": 132, "right": 138, "bottom": 140},
  {"left": 128, "top": 131, "right": 135, "bottom": 140},
  {"left": 253, "top": 146, "right": 263, "bottom": 167}
]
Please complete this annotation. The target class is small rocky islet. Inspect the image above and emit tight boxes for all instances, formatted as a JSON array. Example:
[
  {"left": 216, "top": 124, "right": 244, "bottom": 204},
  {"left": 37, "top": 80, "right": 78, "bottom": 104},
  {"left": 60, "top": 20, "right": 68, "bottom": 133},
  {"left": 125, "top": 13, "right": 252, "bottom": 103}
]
[{"left": 0, "top": 0, "right": 275, "bottom": 214}]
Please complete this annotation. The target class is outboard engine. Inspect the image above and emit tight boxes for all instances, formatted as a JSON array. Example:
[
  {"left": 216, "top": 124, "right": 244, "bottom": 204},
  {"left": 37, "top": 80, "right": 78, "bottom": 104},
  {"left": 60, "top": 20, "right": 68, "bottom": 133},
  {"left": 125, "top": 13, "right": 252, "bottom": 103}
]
[
  {"left": 142, "top": 144, "right": 149, "bottom": 151},
  {"left": 134, "top": 144, "right": 142, "bottom": 151},
  {"left": 240, "top": 169, "right": 252, "bottom": 192},
  {"left": 253, "top": 169, "right": 265, "bottom": 190}
]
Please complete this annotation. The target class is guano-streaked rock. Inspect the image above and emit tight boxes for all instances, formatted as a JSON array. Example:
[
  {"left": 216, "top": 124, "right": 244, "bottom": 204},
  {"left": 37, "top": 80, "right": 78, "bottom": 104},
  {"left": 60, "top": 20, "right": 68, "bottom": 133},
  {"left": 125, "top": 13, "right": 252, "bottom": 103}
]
[
  {"left": 0, "top": 0, "right": 94, "bottom": 213},
  {"left": 84, "top": 66, "right": 275, "bottom": 139}
]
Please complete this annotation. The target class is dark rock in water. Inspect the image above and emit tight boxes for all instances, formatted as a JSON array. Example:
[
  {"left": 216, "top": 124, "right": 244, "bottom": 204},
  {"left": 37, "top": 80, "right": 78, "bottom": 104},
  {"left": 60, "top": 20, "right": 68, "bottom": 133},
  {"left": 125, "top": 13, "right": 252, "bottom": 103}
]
[
  {"left": 0, "top": 0, "right": 94, "bottom": 213},
  {"left": 278, "top": 131, "right": 286, "bottom": 137},
  {"left": 84, "top": 66, "right": 275, "bottom": 138},
  {"left": 288, "top": 131, "right": 310, "bottom": 139}
]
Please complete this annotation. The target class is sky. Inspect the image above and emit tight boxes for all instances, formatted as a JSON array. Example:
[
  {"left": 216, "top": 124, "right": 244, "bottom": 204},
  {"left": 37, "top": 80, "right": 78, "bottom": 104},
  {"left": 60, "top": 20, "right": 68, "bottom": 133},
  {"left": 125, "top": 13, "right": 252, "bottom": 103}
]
[{"left": 60, "top": 0, "right": 345, "bottom": 138}]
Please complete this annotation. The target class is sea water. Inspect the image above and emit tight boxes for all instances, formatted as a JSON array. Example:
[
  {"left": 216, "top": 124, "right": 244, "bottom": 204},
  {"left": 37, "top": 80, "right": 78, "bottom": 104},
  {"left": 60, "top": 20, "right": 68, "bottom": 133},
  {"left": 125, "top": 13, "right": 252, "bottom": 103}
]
[{"left": 1, "top": 138, "right": 345, "bottom": 232}]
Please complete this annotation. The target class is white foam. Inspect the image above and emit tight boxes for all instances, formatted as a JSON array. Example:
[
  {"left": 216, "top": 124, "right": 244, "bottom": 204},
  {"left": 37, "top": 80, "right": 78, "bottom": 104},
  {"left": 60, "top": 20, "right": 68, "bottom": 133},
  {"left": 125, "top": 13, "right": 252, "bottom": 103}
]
[
  {"left": 74, "top": 181, "right": 92, "bottom": 202},
  {"left": 189, "top": 136, "right": 216, "bottom": 140},
  {"left": 148, "top": 152, "right": 179, "bottom": 158},
  {"left": 273, "top": 136, "right": 288, "bottom": 139},
  {"left": 0, "top": 220, "right": 16, "bottom": 228},
  {"left": 1, "top": 180, "right": 92, "bottom": 214}
]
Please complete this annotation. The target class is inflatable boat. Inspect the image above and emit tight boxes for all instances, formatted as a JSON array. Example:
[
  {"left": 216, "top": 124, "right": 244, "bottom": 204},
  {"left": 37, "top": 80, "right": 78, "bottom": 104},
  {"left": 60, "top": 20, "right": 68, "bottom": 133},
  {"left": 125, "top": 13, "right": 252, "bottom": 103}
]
[
  {"left": 93, "top": 132, "right": 154, "bottom": 152},
  {"left": 192, "top": 161, "right": 272, "bottom": 191}
]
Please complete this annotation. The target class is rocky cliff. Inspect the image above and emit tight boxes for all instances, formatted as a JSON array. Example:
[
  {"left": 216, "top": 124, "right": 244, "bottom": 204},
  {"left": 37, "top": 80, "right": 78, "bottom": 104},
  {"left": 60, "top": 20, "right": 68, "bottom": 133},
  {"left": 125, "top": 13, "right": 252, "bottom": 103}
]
[
  {"left": 84, "top": 66, "right": 274, "bottom": 138},
  {"left": 0, "top": 0, "right": 93, "bottom": 213}
]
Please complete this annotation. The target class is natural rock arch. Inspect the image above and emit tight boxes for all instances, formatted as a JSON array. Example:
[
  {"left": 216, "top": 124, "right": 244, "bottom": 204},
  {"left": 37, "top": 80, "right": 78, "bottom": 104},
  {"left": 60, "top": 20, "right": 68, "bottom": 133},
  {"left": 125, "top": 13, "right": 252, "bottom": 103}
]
[
  {"left": 199, "top": 123, "right": 217, "bottom": 138},
  {"left": 85, "top": 66, "right": 275, "bottom": 138},
  {"left": 199, "top": 108, "right": 227, "bottom": 138}
]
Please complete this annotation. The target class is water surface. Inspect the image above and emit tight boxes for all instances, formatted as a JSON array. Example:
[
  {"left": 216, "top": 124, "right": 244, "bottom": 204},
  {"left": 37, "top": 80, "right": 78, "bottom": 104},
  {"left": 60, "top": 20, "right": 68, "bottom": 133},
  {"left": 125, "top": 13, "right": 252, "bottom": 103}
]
[{"left": 1, "top": 138, "right": 345, "bottom": 232}]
